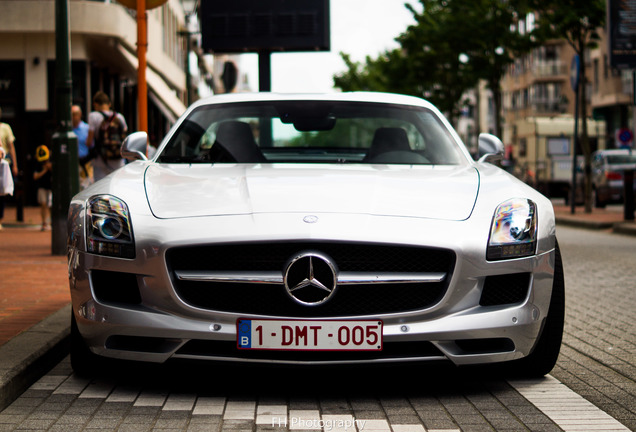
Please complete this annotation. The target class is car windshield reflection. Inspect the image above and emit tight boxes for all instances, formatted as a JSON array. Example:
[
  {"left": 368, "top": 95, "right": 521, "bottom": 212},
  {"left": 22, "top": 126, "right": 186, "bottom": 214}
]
[{"left": 156, "top": 101, "right": 467, "bottom": 165}]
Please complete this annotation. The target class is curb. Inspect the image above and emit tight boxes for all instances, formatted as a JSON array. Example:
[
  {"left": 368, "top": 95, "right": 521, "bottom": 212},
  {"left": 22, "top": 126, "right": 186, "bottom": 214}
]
[
  {"left": 555, "top": 216, "right": 615, "bottom": 230},
  {"left": 556, "top": 217, "right": 636, "bottom": 236},
  {"left": 613, "top": 222, "right": 636, "bottom": 236},
  {"left": 0, "top": 305, "right": 71, "bottom": 412}
]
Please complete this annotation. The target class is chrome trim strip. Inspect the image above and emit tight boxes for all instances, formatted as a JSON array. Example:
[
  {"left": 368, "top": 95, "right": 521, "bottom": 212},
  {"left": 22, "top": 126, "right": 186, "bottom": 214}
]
[
  {"left": 338, "top": 272, "right": 446, "bottom": 284},
  {"left": 175, "top": 270, "right": 446, "bottom": 285},
  {"left": 175, "top": 271, "right": 283, "bottom": 284}
]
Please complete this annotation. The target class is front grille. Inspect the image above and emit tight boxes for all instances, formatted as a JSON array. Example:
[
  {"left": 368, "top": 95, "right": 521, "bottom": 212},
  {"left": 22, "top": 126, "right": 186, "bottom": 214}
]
[
  {"left": 168, "top": 242, "right": 455, "bottom": 317},
  {"left": 176, "top": 339, "right": 445, "bottom": 362}
]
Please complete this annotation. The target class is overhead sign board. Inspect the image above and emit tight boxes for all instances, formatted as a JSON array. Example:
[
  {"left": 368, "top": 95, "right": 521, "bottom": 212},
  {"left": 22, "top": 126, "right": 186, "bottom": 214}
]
[
  {"left": 200, "top": 0, "right": 330, "bottom": 53},
  {"left": 609, "top": 0, "right": 636, "bottom": 69}
]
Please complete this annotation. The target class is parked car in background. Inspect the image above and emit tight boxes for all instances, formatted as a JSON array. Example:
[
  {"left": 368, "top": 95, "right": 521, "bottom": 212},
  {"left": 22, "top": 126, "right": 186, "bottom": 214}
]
[
  {"left": 67, "top": 92, "right": 563, "bottom": 378},
  {"left": 591, "top": 149, "right": 636, "bottom": 208}
]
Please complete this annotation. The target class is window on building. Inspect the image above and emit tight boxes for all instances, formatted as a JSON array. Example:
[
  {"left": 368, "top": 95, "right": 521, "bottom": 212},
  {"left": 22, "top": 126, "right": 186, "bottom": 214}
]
[
  {"left": 593, "top": 58, "right": 599, "bottom": 93},
  {"left": 519, "top": 137, "right": 527, "bottom": 157}
]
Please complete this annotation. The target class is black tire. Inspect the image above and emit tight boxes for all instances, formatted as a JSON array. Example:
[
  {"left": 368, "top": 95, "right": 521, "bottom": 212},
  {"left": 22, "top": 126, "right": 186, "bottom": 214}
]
[
  {"left": 509, "top": 240, "right": 565, "bottom": 377},
  {"left": 70, "top": 312, "right": 104, "bottom": 377}
]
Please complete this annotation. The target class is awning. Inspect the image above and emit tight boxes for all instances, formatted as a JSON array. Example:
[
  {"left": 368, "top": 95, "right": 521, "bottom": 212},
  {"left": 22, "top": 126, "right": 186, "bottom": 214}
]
[
  {"left": 148, "top": 92, "right": 177, "bottom": 124},
  {"left": 117, "top": 45, "right": 187, "bottom": 121},
  {"left": 519, "top": 117, "right": 606, "bottom": 137}
]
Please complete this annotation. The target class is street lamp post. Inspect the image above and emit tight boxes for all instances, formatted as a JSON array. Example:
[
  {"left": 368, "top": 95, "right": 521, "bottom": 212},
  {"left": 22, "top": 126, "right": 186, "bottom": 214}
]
[
  {"left": 117, "top": 0, "right": 169, "bottom": 144},
  {"left": 570, "top": 55, "right": 580, "bottom": 215},
  {"left": 137, "top": 0, "right": 148, "bottom": 134},
  {"left": 51, "top": 0, "right": 79, "bottom": 255}
]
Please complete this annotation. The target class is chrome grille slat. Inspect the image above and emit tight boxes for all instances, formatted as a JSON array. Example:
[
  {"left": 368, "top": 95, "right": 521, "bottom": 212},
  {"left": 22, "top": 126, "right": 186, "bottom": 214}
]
[
  {"left": 175, "top": 270, "right": 447, "bottom": 285},
  {"left": 176, "top": 271, "right": 283, "bottom": 284}
]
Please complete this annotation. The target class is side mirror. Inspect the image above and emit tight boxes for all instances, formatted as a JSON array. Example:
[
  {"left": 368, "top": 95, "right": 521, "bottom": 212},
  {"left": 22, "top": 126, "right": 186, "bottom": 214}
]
[
  {"left": 121, "top": 131, "right": 149, "bottom": 161},
  {"left": 477, "top": 133, "right": 504, "bottom": 164}
]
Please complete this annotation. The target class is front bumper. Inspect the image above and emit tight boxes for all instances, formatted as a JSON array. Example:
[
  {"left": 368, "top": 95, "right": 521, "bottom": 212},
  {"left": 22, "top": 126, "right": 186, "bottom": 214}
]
[{"left": 70, "top": 246, "right": 554, "bottom": 367}]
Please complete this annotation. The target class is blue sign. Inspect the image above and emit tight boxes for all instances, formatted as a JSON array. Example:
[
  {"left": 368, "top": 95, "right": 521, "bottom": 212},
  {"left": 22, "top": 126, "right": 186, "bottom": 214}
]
[
  {"left": 570, "top": 55, "right": 580, "bottom": 90},
  {"left": 237, "top": 319, "right": 251, "bottom": 348}
]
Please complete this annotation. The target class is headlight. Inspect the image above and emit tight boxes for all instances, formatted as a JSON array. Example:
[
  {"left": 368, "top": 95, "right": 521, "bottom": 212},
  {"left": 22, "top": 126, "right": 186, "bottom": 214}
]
[
  {"left": 86, "top": 195, "right": 135, "bottom": 258},
  {"left": 487, "top": 198, "right": 537, "bottom": 260}
]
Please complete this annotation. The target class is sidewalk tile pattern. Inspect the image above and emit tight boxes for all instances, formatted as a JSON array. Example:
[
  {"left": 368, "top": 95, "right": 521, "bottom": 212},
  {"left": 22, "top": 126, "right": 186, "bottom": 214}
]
[
  {"left": 510, "top": 376, "right": 630, "bottom": 431},
  {"left": 0, "top": 356, "right": 601, "bottom": 432}
]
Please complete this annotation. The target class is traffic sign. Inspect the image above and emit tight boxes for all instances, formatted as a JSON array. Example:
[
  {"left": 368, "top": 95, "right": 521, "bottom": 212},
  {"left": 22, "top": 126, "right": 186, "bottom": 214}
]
[{"left": 618, "top": 128, "right": 633, "bottom": 148}]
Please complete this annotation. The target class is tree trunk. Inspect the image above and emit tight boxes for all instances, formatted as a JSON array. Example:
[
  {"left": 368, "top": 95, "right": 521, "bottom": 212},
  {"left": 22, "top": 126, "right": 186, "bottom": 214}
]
[
  {"left": 491, "top": 78, "right": 503, "bottom": 138},
  {"left": 578, "top": 49, "right": 593, "bottom": 213}
]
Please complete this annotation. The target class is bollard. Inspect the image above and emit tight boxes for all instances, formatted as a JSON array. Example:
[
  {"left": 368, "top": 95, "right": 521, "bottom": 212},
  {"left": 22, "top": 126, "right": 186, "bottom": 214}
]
[
  {"left": 624, "top": 169, "right": 635, "bottom": 221},
  {"left": 15, "top": 172, "right": 24, "bottom": 222}
]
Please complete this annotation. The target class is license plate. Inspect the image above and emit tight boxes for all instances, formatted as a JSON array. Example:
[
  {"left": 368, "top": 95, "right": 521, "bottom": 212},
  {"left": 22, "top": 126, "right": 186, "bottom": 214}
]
[{"left": 237, "top": 319, "right": 383, "bottom": 351}]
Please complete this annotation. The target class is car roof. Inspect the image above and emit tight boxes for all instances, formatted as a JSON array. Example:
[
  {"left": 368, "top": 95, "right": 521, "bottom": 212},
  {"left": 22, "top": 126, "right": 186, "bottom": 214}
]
[{"left": 189, "top": 92, "right": 437, "bottom": 111}]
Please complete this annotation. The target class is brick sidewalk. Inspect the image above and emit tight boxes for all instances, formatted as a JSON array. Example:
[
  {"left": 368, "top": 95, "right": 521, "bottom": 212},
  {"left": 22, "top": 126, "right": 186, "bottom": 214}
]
[{"left": 0, "top": 206, "right": 69, "bottom": 347}]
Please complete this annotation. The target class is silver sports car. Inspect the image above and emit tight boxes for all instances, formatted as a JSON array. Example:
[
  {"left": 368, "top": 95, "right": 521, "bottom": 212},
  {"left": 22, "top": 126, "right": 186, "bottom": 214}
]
[{"left": 67, "top": 92, "right": 563, "bottom": 377}]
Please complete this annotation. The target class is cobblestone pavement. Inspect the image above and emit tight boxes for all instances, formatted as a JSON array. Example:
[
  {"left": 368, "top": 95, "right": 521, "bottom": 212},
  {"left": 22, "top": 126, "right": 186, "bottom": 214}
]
[
  {"left": 0, "top": 226, "right": 634, "bottom": 431},
  {"left": 550, "top": 226, "right": 636, "bottom": 430},
  {"left": 0, "top": 360, "right": 586, "bottom": 432}
]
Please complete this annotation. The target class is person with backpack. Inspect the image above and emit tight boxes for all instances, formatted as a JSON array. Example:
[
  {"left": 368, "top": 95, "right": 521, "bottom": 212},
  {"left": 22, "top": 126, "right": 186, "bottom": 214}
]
[{"left": 86, "top": 91, "right": 128, "bottom": 182}]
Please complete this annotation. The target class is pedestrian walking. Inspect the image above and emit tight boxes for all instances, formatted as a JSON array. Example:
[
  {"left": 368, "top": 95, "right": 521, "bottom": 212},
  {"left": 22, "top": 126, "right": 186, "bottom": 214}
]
[
  {"left": 86, "top": 91, "right": 128, "bottom": 182},
  {"left": 33, "top": 145, "right": 52, "bottom": 231},
  {"left": 0, "top": 147, "right": 15, "bottom": 229},
  {"left": 72, "top": 104, "right": 93, "bottom": 188},
  {"left": 0, "top": 107, "right": 18, "bottom": 230}
]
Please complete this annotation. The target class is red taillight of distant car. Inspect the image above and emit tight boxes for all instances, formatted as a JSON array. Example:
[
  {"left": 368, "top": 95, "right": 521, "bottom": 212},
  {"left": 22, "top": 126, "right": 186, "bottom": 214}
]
[{"left": 605, "top": 171, "right": 622, "bottom": 181}]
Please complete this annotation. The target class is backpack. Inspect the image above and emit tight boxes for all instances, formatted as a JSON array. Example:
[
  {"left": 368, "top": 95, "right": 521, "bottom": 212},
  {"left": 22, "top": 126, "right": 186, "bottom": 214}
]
[{"left": 96, "top": 111, "right": 125, "bottom": 161}]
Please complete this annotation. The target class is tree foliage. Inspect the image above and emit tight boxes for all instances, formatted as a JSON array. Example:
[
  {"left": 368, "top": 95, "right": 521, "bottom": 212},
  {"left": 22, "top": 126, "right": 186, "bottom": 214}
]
[
  {"left": 333, "top": 0, "right": 536, "bottom": 135},
  {"left": 531, "top": 0, "right": 606, "bottom": 213}
]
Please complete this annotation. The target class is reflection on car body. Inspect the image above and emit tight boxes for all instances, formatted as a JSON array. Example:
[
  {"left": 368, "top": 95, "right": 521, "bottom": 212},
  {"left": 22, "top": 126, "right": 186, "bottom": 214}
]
[{"left": 68, "top": 92, "right": 564, "bottom": 377}]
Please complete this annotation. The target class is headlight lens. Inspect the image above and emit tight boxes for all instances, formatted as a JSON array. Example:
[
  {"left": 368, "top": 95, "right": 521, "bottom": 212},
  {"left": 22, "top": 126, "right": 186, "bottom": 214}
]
[
  {"left": 86, "top": 195, "right": 135, "bottom": 258},
  {"left": 487, "top": 198, "right": 537, "bottom": 260}
]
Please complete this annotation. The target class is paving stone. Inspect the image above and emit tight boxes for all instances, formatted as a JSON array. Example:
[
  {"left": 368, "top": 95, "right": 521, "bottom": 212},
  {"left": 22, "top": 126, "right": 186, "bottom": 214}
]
[
  {"left": 118, "top": 424, "right": 153, "bottom": 432},
  {"left": 47, "top": 424, "right": 84, "bottom": 432}
]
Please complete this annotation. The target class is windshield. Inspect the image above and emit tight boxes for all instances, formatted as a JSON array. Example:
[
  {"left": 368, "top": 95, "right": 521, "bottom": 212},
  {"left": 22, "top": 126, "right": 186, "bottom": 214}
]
[{"left": 157, "top": 101, "right": 467, "bottom": 165}]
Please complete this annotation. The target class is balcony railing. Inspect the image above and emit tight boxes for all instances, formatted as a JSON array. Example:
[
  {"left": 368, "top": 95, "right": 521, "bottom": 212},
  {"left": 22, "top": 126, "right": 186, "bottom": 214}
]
[
  {"left": 533, "top": 61, "right": 568, "bottom": 78},
  {"left": 531, "top": 98, "right": 568, "bottom": 113}
]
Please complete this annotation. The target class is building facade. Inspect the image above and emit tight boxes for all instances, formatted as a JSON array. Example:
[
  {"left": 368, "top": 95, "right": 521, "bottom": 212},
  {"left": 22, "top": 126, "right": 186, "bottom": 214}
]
[
  {"left": 0, "top": 0, "right": 189, "bottom": 204},
  {"left": 500, "top": 21, "right": 611, "bottom": 198}
]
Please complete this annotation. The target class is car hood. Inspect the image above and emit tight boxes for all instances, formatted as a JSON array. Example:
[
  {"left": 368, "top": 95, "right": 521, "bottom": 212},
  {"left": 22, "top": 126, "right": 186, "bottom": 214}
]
[{"left": 144, "top": 164, "right": 479, "bottom": 221}]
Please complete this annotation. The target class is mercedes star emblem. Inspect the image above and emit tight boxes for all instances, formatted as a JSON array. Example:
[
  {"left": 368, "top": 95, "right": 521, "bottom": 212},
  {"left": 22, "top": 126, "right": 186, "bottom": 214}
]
[
  {"left": 284, "top": 251, "right": 338, "bottom": 306},
  {"left": 303, "top": 215, "right": 319, "bottom": 224}
]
